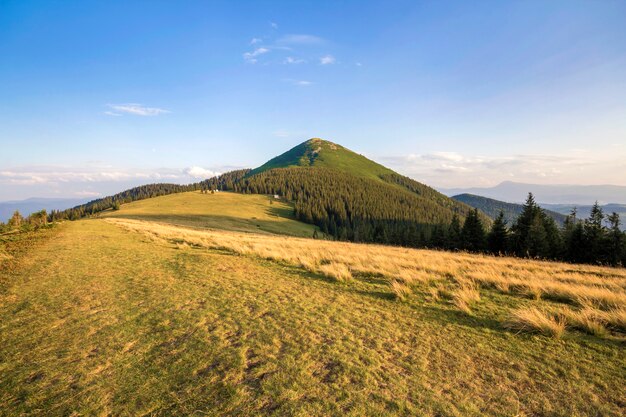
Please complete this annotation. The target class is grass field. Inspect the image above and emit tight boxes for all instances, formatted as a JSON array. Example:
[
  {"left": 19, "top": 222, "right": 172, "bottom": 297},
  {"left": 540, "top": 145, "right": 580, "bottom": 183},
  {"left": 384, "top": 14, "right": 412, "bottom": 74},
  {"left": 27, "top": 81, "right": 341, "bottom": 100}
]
[
  {"left": 1, "top": 213, "right": 625, "bottom": 416},
  {"left": 102, "top": 191, "right": 318, "bottom": 237}
]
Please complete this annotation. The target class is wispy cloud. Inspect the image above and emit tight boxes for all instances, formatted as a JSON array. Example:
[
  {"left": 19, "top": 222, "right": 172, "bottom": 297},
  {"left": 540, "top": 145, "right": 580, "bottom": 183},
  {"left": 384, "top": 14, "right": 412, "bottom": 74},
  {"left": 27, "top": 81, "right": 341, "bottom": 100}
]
[
  {"left": 106, "top": 104, "right": 170, "bottom": 116},
  {"left": 0, "top": 166, "right": 221, "bottom": 186},
  {"left": 284, "top": 79, "right": 313, "bottom": 86},
  {"left": 284, "top": 56, "right": 306, "bottom": 64},
  {"left": 243, "top": 47, "right": 269, "bottom": 63},
  {"left": 278, "top": 34, "right": 324, "bottom": 45},
  {"left": 379, "top": 152, "right": 626, "bottom": 188},
  {"left": 183, "top": 166, "right": 221, "bottom": 179},
  {"left": 250, "top": 37, "right": 262, "bottom": 45},
  {"left": 75, "top": 190, "right": 102, "bottom": 197},
  {"left": 320, "top": 55, "right": 335, "bottom": 65},
  {"left": 270, "top": 22, "right": 278, "bottom": 29}
]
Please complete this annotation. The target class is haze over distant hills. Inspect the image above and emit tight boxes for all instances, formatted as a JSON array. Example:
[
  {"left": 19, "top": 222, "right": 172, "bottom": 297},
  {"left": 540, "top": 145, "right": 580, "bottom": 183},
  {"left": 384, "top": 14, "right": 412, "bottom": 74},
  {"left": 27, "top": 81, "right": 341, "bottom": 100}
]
[
  {"left": 440, "top": 181, "right": 626, "bottom": 205},
  {"left": 0, "top": 198, "right": 89, "bottom": 222},
  {"left": 452, "top": 194, "right": 568, "bottom": 226}
]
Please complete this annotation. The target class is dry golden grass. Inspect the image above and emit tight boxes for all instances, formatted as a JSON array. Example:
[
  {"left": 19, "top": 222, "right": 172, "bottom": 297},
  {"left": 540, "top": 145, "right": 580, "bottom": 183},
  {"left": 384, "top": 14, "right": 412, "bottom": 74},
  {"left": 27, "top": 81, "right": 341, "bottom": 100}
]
[
  {"left": 452, "top": 286, "right": 481, "bottom": 314},
  {"left": 505, "top": 307, "right": 566, "bottom": 338},
  {"left": 3, "top": 218, "right": 625, "bottom": 416},
  {"left": 106, "top": 218, "right": 626, "bottom": 338},
  {"left": 318, "top": 262, "right": 353, "bottom": 282},
  {"left": 390, "top": 280, "right": 411, "bottom": 301}
]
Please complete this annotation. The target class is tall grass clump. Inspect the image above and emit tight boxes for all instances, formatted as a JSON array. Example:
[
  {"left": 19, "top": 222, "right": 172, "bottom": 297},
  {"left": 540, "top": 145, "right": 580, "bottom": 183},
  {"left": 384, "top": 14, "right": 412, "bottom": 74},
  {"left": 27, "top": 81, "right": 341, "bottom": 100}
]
[
  {"left": 317, "top": 262, "right": 352, "bottom": 282},
  {"left": 505, "top": 307, "right": 566, "bottom": 338},
  {"left": 452, "top": 286, "right": 481, "bottom": 314},
  {"left": 390, "top": 280, "right": 412, "bottom": 301}
]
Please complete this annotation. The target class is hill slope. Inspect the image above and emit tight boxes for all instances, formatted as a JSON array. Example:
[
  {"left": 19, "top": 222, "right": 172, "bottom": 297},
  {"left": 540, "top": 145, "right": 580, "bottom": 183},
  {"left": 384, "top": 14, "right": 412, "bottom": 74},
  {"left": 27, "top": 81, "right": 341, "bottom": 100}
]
[
  {"left": 1, "top": 217, "right": 624, "bottom": 415},
  {"left": 102, "top": 191, "right": 318, "bottom": 237},
  {"left": 250, "top": 138, "right": 394, "bottom": 181},
  {"left": 453, "top": 193, "right": 567, "bottom": 226},
  {"left": 203, "top": 138, "right": 484, "bottom": 246}
]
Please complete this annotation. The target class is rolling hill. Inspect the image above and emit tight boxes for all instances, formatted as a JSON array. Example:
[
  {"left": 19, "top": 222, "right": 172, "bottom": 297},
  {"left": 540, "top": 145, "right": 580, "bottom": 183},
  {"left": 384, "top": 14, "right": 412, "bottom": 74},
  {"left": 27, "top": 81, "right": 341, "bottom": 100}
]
[
  {"left": 453, "top": 193, "right": 568, "bottom": 226},
  {"left": 102, "top": 191, "right": 318, "bottom": 237},
  {"left": 2, "top": 194, "right": 624, "bottom": 415},
  {"left": 54, "top": 138, "right": 482, "bottom": 248},
  {"left": 202, "top": 138, "right": 485, "bottom": 246}
]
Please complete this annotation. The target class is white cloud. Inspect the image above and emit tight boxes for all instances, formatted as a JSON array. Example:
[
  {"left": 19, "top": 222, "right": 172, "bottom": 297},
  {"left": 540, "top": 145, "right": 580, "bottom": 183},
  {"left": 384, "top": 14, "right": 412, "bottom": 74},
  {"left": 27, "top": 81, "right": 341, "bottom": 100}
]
[
  {"left": 250, "top": 37, "right": 262, "bottom": 45},
  {"left": 183, "top": 166, "right": 221, "bottom": 179},
  {"left": 320, "top": 55, "right": 335, "bottom": 65},
  {"left": 243, "top": 47, "right": 269, "bottom": 63},
  {"left": 284, "top": 56, "right": 305, "bottom": 64},
  {"left": 379, "top": 151, "right": 626, "bottom": 188},
  {"left": 75, "top": 190, "right": 102, "bottom": 197},
  {"left": 107, "top": 104, "right": 170, "bottom": 116},
  {"left": 285, "top": 79, "right": 312, "bottom": 86},
  {"left": 278, "top": 34, "right": 324, "bottom": 45}
]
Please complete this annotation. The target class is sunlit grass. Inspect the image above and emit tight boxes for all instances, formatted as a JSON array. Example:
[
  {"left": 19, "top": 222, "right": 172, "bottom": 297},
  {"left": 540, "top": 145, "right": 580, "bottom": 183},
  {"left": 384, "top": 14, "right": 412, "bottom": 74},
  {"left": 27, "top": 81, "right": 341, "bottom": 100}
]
[
  {"left": 1, "top": 217, "right": 624, "bottom": 416},
  {"left": 108, "top": 217, "right": 626, "bottom": 336}
]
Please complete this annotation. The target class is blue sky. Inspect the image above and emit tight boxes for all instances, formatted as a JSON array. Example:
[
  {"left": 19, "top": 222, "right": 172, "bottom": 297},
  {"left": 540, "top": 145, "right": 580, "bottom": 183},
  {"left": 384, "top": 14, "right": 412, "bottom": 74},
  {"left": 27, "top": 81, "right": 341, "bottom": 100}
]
[{"left": 1, "top": 0, "right": 625, "bottom": 200}]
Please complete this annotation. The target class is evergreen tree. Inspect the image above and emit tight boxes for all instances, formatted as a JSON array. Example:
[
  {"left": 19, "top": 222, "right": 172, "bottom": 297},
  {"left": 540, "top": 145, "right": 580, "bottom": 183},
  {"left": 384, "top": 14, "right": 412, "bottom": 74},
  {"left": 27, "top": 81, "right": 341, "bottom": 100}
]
[
  {"left": 511, "top": 193, "right": 541, "bottom": 257},
  {"left": 447, "top": 214, "right": 462, "bottom": 250},
  {"left": 461, "top": 208, "right": 486, "bottom": 252},
  {"left": 526, "top": 213, "right": 549, "bottom": 258},
  {"left": 584, "top": 202, "right": 606, "bottom": 263},
  {"left": 487, "top": 211, "right": 508, "bottom": 254},
  {"left": 542, "top": 216, "right": 564, "bottom": 259},
  {"left": 606, "top": 212, "right": 624, "bottom": 266}
]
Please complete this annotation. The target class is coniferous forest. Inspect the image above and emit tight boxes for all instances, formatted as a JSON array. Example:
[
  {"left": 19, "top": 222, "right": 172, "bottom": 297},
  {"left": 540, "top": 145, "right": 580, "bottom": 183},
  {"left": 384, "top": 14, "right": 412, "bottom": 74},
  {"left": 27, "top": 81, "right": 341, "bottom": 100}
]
[{"left": 4, "top": 167, "right": 624, "bottom": 267}]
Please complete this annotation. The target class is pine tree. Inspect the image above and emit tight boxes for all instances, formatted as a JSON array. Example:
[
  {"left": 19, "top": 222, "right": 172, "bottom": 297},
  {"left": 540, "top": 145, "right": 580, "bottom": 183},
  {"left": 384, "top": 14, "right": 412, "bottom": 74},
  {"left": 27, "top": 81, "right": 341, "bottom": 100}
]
[
  {"left": 447, "top": 214, "right": 462, "bottom": 250},
  {"left": 606, "top": 212, "right": 624, "bottom": 266},
  {"left": 584, "top": 202, "right": 606, "bottom": 263},
  {"left": 511, "top": 193, "right": 541, "bottom": 256},
  {"left": 461, "top": 208, "right": 486, "bottom": 252},
  {"left": 487, "top": 211, "right": 508, "bottom": 254}
]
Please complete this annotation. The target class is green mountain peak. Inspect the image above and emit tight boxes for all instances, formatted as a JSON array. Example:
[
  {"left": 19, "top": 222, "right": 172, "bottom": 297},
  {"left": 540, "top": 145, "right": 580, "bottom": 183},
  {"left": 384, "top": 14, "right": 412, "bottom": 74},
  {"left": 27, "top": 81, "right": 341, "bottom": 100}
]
[{"left": 251, "top": 138, "right": 394, "bottom": 180}]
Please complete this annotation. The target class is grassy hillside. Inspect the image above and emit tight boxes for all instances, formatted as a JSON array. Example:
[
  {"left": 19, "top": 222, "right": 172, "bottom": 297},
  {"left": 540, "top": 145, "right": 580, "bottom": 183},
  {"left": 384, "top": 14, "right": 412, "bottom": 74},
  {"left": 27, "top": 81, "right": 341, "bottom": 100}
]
[
  {"left": 102, "top": 191, "right": 317, "bottom": 237},
  {"left": 453, "top": 193, "right": 567, "bottom": 226},
  {"left": 1, "top": 217, "right": 624, "bottom": 416},
  {"left": 250, "top": 138, "right": 394, "bottom": 181},
  {"left": 202, "top": 139, "right": 486, "bottom": 246}
]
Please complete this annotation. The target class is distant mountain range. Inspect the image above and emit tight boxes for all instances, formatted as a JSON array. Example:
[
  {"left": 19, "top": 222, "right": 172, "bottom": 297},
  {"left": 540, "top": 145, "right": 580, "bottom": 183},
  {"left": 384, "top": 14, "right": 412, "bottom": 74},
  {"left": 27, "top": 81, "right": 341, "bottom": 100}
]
[
  {"left": 0, "top": 198, "right": 88, "bottom": 222},
  {"left": 452, "top": 194, "right": 568, "bottom": 226},
  {"left": 440, "top": 181, "right": 626, "bottom": 205}
]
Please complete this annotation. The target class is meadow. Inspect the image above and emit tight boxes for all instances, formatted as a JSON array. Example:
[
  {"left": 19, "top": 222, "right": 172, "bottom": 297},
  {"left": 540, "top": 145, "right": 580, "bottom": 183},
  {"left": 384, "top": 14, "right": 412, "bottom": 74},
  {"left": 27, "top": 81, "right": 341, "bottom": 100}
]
[
  {"left": 1, "top": 194, "right": 625, "bottom": 416},
  {"left": 102, "top": 191, "right": 318, "bottom": 237}
]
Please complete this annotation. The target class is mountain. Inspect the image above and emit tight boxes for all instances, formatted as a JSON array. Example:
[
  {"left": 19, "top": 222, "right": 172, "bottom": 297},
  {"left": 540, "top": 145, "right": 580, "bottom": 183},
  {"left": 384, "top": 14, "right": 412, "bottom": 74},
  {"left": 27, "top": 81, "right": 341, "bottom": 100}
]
[
  {"left": 48, "top": 138, "right": 486, "bottom": 247},
  {"left": 201, "top": 138, "right": 485, "bottom": 246},
  {"left": 251, "top": 138, "right": 394, "bottom": 180},
  {"left": 452, "top": 193, "right": 567, "bottom": 226},
  {"left": 0, "top": 197, "right": 89, "bottom": 222},
  {"left": 441, "top": 181, "right": 626, "bottom": 205}
]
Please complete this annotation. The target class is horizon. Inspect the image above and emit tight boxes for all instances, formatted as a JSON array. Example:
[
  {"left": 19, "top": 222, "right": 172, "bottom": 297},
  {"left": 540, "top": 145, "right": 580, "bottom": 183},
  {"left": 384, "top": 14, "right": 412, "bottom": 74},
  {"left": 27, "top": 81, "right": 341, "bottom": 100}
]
[{"left": 2, "top": 1, "right": 626, "bottom": 200}]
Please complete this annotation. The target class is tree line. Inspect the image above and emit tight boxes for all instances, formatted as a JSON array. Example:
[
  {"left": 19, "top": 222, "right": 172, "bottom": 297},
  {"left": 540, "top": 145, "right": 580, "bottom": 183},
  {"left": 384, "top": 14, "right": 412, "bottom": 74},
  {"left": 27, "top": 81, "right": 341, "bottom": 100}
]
[
  {"left": 4, "top": 167, "right": 624, "bottom": 267},
  {"left": 0, "top": 209, "right": 51, "bottom": 233},
  {"left": 201, "top": 167, "right": 482, "bottom": 247},
  {"left": 431, "top": 194, "right": 625, "bottom": 266}
]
